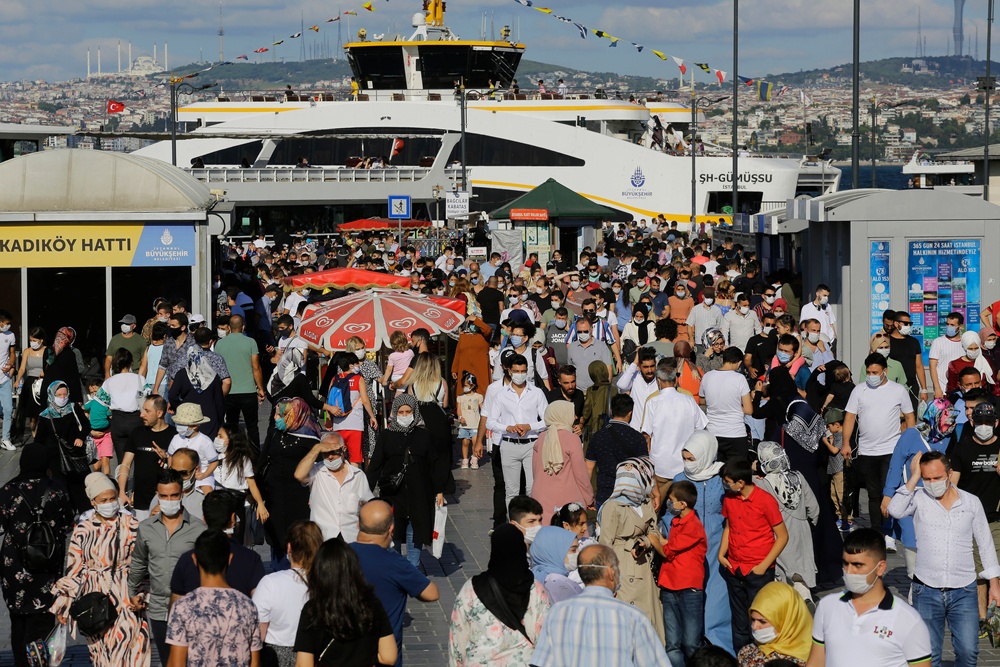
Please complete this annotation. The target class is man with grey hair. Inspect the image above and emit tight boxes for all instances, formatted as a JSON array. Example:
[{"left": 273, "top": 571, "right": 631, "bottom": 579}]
[
  {"left": 293, "top": 431, "right": 373, "bottom": 541},
  {"left": 642, "top": 357, "right": 708, "bottom": 501},
  {"left": 531, "top": 544, "right": 670, "bottom": 666}
]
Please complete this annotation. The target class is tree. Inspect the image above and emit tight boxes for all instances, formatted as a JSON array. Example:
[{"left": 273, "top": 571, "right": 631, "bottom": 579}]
[{"left": 960, "top": 93, "right": 971, "bottom": 105}]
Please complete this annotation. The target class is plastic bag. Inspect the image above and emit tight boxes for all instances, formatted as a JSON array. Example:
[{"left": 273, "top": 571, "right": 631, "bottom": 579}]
[
  {"left": 25, "top": 622, "right": 67, "bottom": 667},
  {"left": 431, "top": 504, "right": 448, "bottom": 559},
  {"left": 916, "top": 398, "right": 928, "bottom": 421},
  {"left": 987, "top": 601, "right": 1000, "bottom": 648}
]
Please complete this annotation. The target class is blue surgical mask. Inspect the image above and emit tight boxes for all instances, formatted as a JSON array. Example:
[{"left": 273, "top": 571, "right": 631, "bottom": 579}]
[
  {"left": 509, "top": 335, "right": 524, "bottom": 347},
  {"left": 946, "top": 325, "right": 959, "bottom": 337},
  {"left": 275, "top": 417, "right": 287, "bottom": 431},
  {"left": 776, "top": 350, "right": 792, "bottom": 364}
]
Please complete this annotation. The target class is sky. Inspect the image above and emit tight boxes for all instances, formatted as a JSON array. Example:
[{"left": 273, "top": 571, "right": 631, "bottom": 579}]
[{"left": 0, "top": 0, "right": 991, "bottom": 83}]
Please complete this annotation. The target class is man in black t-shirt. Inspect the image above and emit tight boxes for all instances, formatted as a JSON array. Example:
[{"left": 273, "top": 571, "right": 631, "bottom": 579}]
[
  {"left": 743, "top": 312, "right": 777, "bottom": 379},
  {"left": 585, "top": 394, "right": 648, "bottom": 508},
  {"left": 545, "top": 365, "right": 584, "bottom": 431},
  {"left": 476, "top": 276, "right": 505, "bottom": 332},
  {"left": 118, "top": 395, "right": 176, "bottom": 518},
  {"left": 889, "top": 311, "right": 927, "bottom": 408}
]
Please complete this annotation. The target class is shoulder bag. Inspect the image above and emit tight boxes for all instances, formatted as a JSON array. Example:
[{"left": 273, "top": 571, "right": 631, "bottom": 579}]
[
  {"left": 70, "top": 521, "right": 122, "bottom": 637},
  {"left": 377, "top": 440, "right": 411, "bottom": 497},
  {"left": 49, "top": 413, "right": 91, "bottom": 476}
]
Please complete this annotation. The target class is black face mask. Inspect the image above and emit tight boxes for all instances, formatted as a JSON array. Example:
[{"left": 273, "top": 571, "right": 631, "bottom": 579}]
[{"left": 168, "top": 327, "right": 183, "bottom": 339}]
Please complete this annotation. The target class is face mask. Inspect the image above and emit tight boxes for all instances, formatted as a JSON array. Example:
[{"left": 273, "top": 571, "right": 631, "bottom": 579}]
[
  {"left": 776, "top": 350, "right": 792, "bottom": 364},
  {"left": 95, "top": 501, "right": 119, "bottom": 519},
  {"left": 554, "top": 319, "right": 567, "bottom": 330},
  {"left": 739, "top": 306, "right": 750, "bottom": 315},
  {"left": 463, "top": 385, "right": 473, "bottom": 393},
  {"left": 0, "top": 324, "right": 8, "bottom": 333},
  {"left": 274, "top": 417, "right": 287, "bottom": 431},
  {"left": 877, "top": 347, "right": 890, "bottom": 357},
  {"left": 570, "top": 281, "right": 580, "bottom": 290},
  {"left": 975, "top": 424, "right": 995, "bottom": 441},
  {"left": 807, "top": 332, "right": 820, "bottom": 343},
  {"left": 565, "top": 551, "right": 579, "bottom": 572},
  {"left": 120, "top": 324, "right": 132, "bottom": 334},
  {"left": 898, "top": 325, "right": 913, "bottom": 336},
  {"left": 633, "top": 317, "right": 645, "bottom": 325},
  {"left": 176, "top": 425, "right": 195, "bottom": 438},
  {"left": 471, "top": 278, "right": 479, "bottom": 285},
  {"left": 667, "top": 502, "right": 684, "bottom": 516},
  {"left": 866, "top": 373, "right": 884, "bottom": 389},
  {"left": 772, "top": 283, "right": 782, "bottom": 290},
  {"left": 511, "top": 372, "right": 528, "bottom": 386},
  {"left": 612, "top": 287, "right": 622, "bottom": 294},
  {"left": 819, "top": 295, "right": 829, "bottom": 305},
  {"left": 577, "top": 332, "right": 591, "bottom": 343},
  {"left": 762, "top": 326, "right": 773, "bottom": 335},
  {"left": 224, "top": 525, "right": 236, "bottom": 536},
  {"left": 551, "top": 301, "right": 562, "bottom": 310},
  {"left": 448, "top": 281, "right": 456, "bottom": 288},
  {"left": 521, "top": 524, "right": 541, "bottom": 543},
  {"left": 324, "top": 457, "right": 345, "bottom": 471},
  {"left": 160, "top": 498, "right": 183, "bottom": 516},
  {"left": 436, "top": 290, "right": 445, "bottom": 296},
  {"left": 923, "top": 479, "right": 949, "bottom": 498},
  {"left": 683, "top": 459, "right": 701, "bottom": 477},
  {"left": 986, "top": 339, "right": 998, "bottom": 350},
  {"left": 509, "top": 335, "right": 524, "bottom": 347},
  {"left": 650, "top": 284, "right": 660, "bottom": 293},
  {"left": 169, "top": 327, "right": 183, "bottom": 339},
  {"left": 213, "top": 437, "right": 227, "bottom": 453},
  {"left": 675, "top": 291, "right": 685, "bottom": 299},
  {"left": 946, "top": 325, "right": 959, "bottom": 337},
  {"left": 29, "top": 340, "right": 41, "bottom": 350},
  {"left": 278, "top": 329, "right": 291, "bottom": 339},
  {"left": 158, "top": 316, "right": 169, "bottom": 323},
  {"left": 396, "top": 414, "right": 415, "bottom": 428},
  {"left": 703, "top": 298, "right": 714, "bottom": 306},
  {"left": 219, "top": 328, "right": 231, "bottom": 339},
  {"left": 446, "top": 265, "right": 454, "bottom": 272},
  {"left": 752, "top": 626, "right": 778, "bottom": 645},
  {"left": 763, "top": 295, "right": 775, "bottom": 305},
  {"left": 968, "top": 348, "right": 982, "bottom": 360},
  {"left": 53, "top": 396, "right": 70, "bottom": 408},
  {"left": 300, "top": 289, "right": 311, "bottom": 297},
  {"left": 843, "top": 562, "right": 882, "bottom": 595}
]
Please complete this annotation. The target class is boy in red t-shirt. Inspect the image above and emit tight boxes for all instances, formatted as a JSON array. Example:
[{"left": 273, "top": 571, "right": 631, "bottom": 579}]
[
  {"left": 718, "top": 457, "right": 788, "bottom": 652},
  {"left": 649, "top": 480, "right": 707, "bottom": 667}
]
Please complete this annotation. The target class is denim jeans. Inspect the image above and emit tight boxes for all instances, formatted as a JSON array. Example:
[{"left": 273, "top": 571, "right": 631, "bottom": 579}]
[
  {"left": 912, "top": 580, "right": 979, "bottom": 667},
  {"left": 661, "top": 588, "right": 704, "bottom": 667},
  {"left": 719, "top": 565, "right": 775, "bottom": 652},
  {"left": 400, "top": 523, "right": 420, "bottom": 568},
  {"left": 501, "top": 440, "right": 534, "bottom": 509},
  {"left": 0, "top": 380, "right": 12, "bottom": 441}
]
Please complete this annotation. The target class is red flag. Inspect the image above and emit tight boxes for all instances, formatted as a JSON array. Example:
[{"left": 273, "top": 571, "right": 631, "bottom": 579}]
[
  {"left": 392, "top": 138, "right": 404, "bottom": 157},
  {"left": 254, "top": 47, "right": 269, "bottom": 53},
  {"left": 106, "top": 99, "right": 125, "bottom": 114}
]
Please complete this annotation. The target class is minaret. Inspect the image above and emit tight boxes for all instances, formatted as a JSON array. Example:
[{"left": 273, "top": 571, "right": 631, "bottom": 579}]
[
  {"left": 118, "top": 40, "right": 121, "bottom": 73},
  {"left": 97, "top": 46, "right": 101, "bottom": 76},
  {"left": 165, "top": 42, "right": 169, "bottom": 70},
  {"left": 128, "top": 42, "right": 132, "bottom": 73},
  {"left": 154, "top": 42, "right": 157, "bottom": 66},
  {"left": 954, "top": 0, "right": 966, "bottom": 56},
  {"left": 218, "top": 1, "right": 225, "bottom": 63},
  {"left": 87, "top": 48, "right": 91, "bottom": 79}
]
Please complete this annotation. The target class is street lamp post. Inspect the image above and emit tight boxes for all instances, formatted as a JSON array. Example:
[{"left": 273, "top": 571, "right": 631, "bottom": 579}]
[
  {"left": 170, "top": 80, "right": 217, "bottom": 167},
  {"left": 732, "top": 0, "right": 739, "bottom": 220},
  {"left": 983, "top": 0, "right": 995, "bottom": 201},
  {"left": 689, "top": 89, "right": 727, "bottom": 232},
  {"left": 851, "top": 0, "right": 860, "bottom": 189}
]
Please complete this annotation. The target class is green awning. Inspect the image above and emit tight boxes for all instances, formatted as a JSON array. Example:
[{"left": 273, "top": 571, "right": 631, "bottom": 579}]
[{"left": 488, "top": 178, "right": 629, "bottom": 221}]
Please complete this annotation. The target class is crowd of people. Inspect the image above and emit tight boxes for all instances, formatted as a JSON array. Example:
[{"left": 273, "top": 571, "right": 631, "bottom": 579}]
[{"left": 1, "top": 217, "right": 999, "bottom": 667}]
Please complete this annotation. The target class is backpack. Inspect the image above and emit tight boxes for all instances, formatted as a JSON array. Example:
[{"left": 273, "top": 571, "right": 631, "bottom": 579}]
[
  {"left": 20, "top": 485, "right": 61, "bottom": 572},
  {"left": 327, "top": 373, "right": 359, "bottom": 415}
]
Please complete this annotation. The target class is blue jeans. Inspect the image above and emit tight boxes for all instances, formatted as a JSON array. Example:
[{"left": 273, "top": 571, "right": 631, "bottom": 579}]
[
  {"left": 0, "top": 380, "right": 11, "bottom": 441},
  {"left": 912, "top": 580, "right": 979, "bottom": 667},
  {"left": 661, "top": 588, "right": 704, "bottom": 667},
  {"left": 398, "top": 523, "right": 420, "bottom": 568}
]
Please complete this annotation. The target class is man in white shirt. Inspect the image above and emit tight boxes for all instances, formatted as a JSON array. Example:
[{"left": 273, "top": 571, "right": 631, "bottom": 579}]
[
  {"left": 698, "top": 347, "right": 753, "bottom": 462},
  {"left": 928, "top": 311, "right": 966, "bottom": 398},
  {"left": 687, "top": 287, "right": 723, "bottom": 350},
  {"left": 799, "top": 283, "right": 837, "bottom": 354},
  {"left": 642, "top": 357, "right": 708, "bottom": 502},
  {"left": 721, "top": 294, "right": 762, "bottom": 352},
  {"left": 484, "top": 354, "right": 549, "bottom": 510},
  {"left": 888, "top": 450, "right": 1000, "bottom": 667},
  {"left": 807, "top": 528, "right": 931, "bottom": 667},
  {"left": 616, "top": 347, "right": 658, "bottom": 432},
  {"left": 0, "top": 310, "right": 16, "bottom": 450},
  {"left": 843, "top": 353, "right": 915, "bottom": 548},
  {"left": 293, "top": 432, "right": 373, "bottom": 542}
]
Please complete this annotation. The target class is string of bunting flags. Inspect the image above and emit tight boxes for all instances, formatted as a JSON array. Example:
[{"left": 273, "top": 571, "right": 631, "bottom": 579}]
[{"left": 512, "top": 0, "right": 793, "bottom": 103}]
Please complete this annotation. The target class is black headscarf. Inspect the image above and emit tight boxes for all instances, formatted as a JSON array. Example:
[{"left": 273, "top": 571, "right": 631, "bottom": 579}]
[
  {"left": 767, "top": 365, "right": 799, "bottom": 411},
  {"left": 632, "top": 303, "right": 653, "bottom": 345},
  {"left": 471, "top": 524, "right": 534, "bottom": 636},
  {"left": 15, "top": 444, "right": 50, "bottom": 482}
]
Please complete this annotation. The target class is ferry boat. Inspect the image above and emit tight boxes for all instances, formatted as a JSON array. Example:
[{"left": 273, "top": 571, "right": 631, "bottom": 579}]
[
  {"left": 901, "top": 150, "right": 980, "bottom": 194},
  {"left": 133, "top": 0, "right": 839, "bottom": 227}
]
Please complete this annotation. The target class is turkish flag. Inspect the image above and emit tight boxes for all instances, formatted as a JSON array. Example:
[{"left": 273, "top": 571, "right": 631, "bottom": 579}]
[
  {"left": 391, "top": 138, "right": 404, "bottom": 157},
  {"left": 106, "top": 99, "right": 125, "bottom": 114}
]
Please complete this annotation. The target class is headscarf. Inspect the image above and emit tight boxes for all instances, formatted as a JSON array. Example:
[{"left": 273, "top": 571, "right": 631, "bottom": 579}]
[
  {"left": 767, "top": 366, "right": 798, "bottom": 407},
  {"left": 185, "top": 346, "right": 218, "bottom": 393},
  {"left": 682, "top": 430, "right": 724, "bottom": 482},
  {"left": 962, "top": 329, "right": 996, "bottom": 385},
  {"left": 631, "top": 303, "right": 653, "bottom": 345},
  {"left": 541, "top": 401, "right": 575, "bottom": 476},
  {"left": 15, "top": 444, "right": 50, "bottom": 482},
  {"left": 773, "top": 298, "right": 788, "bottom": 313},
  {"left": 757, "top": 441, "right": 803, "bottom": 510},
  {"left": 47, "top": 326, "right": 75, "bottom": 364},
  {"left": 749, "top": 581, "right": 814, "bottom": 660},
  {"left": 922, "top": 397, "right": 958, "bottom": 443},
  {"left": 39, "top": 380, "right": 74, "bottom": 419},
  {"left": 604, "top": 456, "right": 655, "bottom": 508},
  {"left": 582, "top": 360, "right": 614, "bottom": 442},
  {"left": 269, "top": 347, "right": 305, "bottom": 395},
  {"left": 784, "top": 398, "right": 824, "bottom": 454},
  {"left": 471, "top": 524, "right": 535, "bottom": 635},
  {"left": 704, "top": 328, "right": 724, "bottom": 349},
  {"left": 388, "top": 393, "right": 424, "bottom": 433},
  {"left": 275, "top": 397, "right": 320, "bottom": 439},
  {"left": 529, "top": 527, "right": 577, "bottom": 582},
  {"left": 869, "top": 332, "right": 890, "bottom": 353}
]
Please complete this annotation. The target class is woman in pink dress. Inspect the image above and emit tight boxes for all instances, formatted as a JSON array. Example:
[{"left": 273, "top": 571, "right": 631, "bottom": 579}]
[{"left": 531, "top": 401, "right": 594, "bottom": 524}]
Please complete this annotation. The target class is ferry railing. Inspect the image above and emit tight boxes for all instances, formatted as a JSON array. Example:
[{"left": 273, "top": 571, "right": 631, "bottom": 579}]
[
  {"left": 212, "top": 88, "right": 692, "bottom": 105},
  {"left": 186, "top": 166, "right": 465, "bottom": 184}
]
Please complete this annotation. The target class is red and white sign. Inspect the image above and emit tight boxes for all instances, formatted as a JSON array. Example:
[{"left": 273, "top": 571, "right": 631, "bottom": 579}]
[{"left": 509, "top": 208, "right": 549, "bottom": 221}]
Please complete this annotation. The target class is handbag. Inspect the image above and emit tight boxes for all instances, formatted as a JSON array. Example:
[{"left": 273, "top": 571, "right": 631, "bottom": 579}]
[
  {"left": 25, "top": 623, "right": 67, "bottom": 667},
  {"left": 377, "top": 445, "right": 411, "bottom": 497},
  {"left": 70, "top": 522, "right": 121, "bottom": 637},
  {"left": 49, "top": 414, "right": 90, "bottom": 476}
]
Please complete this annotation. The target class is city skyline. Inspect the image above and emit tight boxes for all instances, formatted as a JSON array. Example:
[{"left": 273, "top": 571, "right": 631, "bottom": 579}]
[{"left": 0, "top": 0, "right": 994, "bottom": 82}]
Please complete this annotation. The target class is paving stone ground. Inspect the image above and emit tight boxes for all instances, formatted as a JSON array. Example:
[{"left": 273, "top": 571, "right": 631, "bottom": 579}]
[{"left": 2, "top": 428, "right": 1000, "bottom": 665}]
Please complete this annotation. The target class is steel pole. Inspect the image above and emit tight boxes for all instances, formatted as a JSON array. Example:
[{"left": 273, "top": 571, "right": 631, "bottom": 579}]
[
  {"left": 732, "top": 0, "right": 739, "bottom": 220},
  {"left": 871, "top": 100, "right": 877, "bottom": 188},
  {"left": 460, "top": 78, "right": 468, "bottom": 193},
  {"left": 851, "top": 0, "right": 860, "bottom": 189},
  {"left": 691, "top": 88, "right": 697, "bottom": 231},
  {"left": 986, "top": 0, "right": 994, "bottom": 201},
  {"left": 170, "top": 82, "right": 177, "bottom": 167}
]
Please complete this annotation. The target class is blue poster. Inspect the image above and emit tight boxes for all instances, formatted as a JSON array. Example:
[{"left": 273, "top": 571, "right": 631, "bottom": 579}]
[
  {"left": 907, "top": 239, "right": 981, "bottom": 363},
  {"left": 132, "top": 224, "right": 196, "bottom": 267},
  {"left": 870, "top": 241, "right": 891, "bottom": 335}
]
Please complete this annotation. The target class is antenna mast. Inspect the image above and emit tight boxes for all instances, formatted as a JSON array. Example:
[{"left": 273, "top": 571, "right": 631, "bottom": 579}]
[{"left": 218, "top": 0, "right": 225, "bottom": 63}]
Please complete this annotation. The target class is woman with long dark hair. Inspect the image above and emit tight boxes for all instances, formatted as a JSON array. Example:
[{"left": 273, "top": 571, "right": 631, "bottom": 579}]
[
  {"left": 293, "top": 538, "right": 396, "bottom": 667},
  {"left": 14, "top": 326, "right": 46, "bottom": 439},
  {"left": 214, "top": 426, "right": 269, "bottom": 543}
]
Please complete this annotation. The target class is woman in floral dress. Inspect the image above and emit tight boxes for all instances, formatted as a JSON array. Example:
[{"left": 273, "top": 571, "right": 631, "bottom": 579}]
[
  {"left": 50, "top": 473, "right": 150, "bottom": 667},
  {"left": 449, "top": 524, "right": 550, "bottom": 666}
]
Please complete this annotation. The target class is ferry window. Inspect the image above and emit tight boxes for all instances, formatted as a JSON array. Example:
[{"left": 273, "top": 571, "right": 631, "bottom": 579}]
[
  {"left": 267, "top": 130, "right": 441, "bottom": 167},
  {"left": 706, "top": 191, "right": 764, "bottom": 215},
  {"left": 450, "top": 133, "right": 585, "bottom": 167},
  {"left": 197, "top": 141, "right": 264, "bottom": 166},
  {"left": 348, "top": 49, "right": 407, "bottom": 89}
]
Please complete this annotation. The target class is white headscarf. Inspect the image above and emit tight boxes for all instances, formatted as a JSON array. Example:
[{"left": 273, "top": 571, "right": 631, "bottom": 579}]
[
  {"left": 757, "top": 441, "right": 803, "bottom": 510},
  {"left": 962, "top": 330, "right": 995, "bottom": 385},
  {"left": 682, "top": 430, "right": 724, "bottom": 482},
  {"left": 269, "top": 347, "right": 304, "bottom": 395}
]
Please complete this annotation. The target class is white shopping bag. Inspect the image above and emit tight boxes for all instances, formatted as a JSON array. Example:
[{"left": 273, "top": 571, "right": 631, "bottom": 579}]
[{"left": 431, "top": 504, "right": 448, "bottom": 559}]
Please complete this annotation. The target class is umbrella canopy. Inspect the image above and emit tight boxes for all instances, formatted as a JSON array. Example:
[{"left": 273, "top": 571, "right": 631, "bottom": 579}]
[
  {"left": 488, "top": 178, "right": 629, "bottom": 221},
  {"left": 298, "top": 289, "right": 467, "bottom": 350},
  {"left": 338, "top": 217, "right": 432, "bottom": 232},
  {"left": 283, "top": 267, "right": 411, "bottom": 291}
]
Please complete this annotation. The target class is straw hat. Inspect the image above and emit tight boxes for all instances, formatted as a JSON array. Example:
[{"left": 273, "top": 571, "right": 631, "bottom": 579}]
[{"left": 173, "top": 403, "right": 211, "bottom": 426}]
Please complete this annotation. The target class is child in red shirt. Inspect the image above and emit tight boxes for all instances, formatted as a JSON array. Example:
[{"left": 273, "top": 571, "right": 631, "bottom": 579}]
[{"left": 649, "top": 480, "right": 707, "bottom": 667}]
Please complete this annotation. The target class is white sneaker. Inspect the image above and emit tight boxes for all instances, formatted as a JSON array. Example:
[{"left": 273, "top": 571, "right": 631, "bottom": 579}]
[
  {"left": 885, "top": 535, "right": 897, "bottom": 553},
  {"left": 0, "top": 439, "right": 14, "bottom": 451},
  {"left": 460, "top": 459, "right": 469, "bottom": 469},
  {"left": 470, "top": 456, "right": 479, "bottom": 470}
]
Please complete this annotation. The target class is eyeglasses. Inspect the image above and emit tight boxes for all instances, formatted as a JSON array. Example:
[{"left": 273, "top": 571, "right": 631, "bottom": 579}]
[
  {"left": 583, "top": 309, "right": 596, "bottom": 314},
  {"left": 174, "top": 468, "right": 194, "bottom": 478},
  {"left": 324, "top": 450, "right": 346, "bottom": 458}
]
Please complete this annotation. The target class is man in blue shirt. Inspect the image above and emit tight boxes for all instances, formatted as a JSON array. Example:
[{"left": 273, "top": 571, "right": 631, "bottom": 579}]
[{"left": 351, "top": 500, "right": 439, "bottom": 666}]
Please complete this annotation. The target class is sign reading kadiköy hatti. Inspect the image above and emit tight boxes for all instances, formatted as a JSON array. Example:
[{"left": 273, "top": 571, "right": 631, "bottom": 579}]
[
  {"left": 0, "top": 224, "right": 196, "bottom": 268},
  {"left": 869, "top": 241, "right": 891, "bottom": 336},
  {"left": 907, "top": 239, "right": 981, "bottom": 364}
]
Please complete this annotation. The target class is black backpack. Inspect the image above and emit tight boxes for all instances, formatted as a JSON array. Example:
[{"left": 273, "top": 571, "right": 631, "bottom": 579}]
[{"left": 19, "top": 486, "right": 61, "bottom": 572}]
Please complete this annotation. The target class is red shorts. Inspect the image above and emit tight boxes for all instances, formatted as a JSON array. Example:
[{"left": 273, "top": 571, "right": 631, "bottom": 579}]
[
  {"left": 93, "top": 432, "right": 114, "bottom": 459},
  {"left": 338, "top": 430, "right": 363, "bottom": 463}
]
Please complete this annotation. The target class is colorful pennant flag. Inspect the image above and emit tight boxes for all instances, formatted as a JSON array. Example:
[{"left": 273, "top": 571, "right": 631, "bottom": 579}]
[
  {"left": 106, "top": 99, "right": 125, "bottom": 114},
  {"left": 631, "top": 42, "right": 644, "bottom": 52},
  {"left": 573, "top": 23, "right": 587, "bottom": 38},
  {"left": 650, "top": 49, "right": 666, "bottom": 61},
  {"left": 237, "top": 54, "right": 248, "bottom": 60},
  {"left": 391, "top": 138, "right": 404, "bottom": 157},
  {"left": 254, "top": 47, "right": 269, "bottom": 53},
  {"left": 672, "top": 56, "right": 686, "bottom": 75},
  {"left": 714, "top": 69, "right": 726, "bottom": 84},
  {"left": 696, "top": 63, "right": 711, "bottom": 74},
  {"left": 776, "top": 85, "right": 790, "bottom": 98},
  {"left": 362, "top": 2, "right": 374, "bottom": 11},
  {"left": 290, "top": 32, "right": 302, "bottom": 38},
  {"left": 738, "top": 76, "right": 754, "bottom": 86},
  {"left": 800, "top": 90, "right": 811, "bottom": 105},
  {"left": 326, "top": 16, "right": 340, "bottom": 21},
  {"left": 756, "top": 81, "right": 773, "bottom": 101},
  {"left": 309, "top": 25, "right": 320, "bottom": 32},
  {"left": 344, "top": 10, "right": 357, "bottom": 15},
  {"left": 273, "top": 39, "right": 284, "bottom": 45},
  {"left": 531, "top": 6, "right": 553, "bottom": 13}
]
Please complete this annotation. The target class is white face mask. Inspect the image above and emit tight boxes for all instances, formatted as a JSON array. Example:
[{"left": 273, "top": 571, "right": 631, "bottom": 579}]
[
  {"left": 95, "top": 500, "right": 120, "bottom": 519},
  {"left": 876, "top": 347, "right": 890, "bottom": 357},
  {"left": 923, "top": 479, "right": 949, "bottom": 498},
  {"left": 843, "top": 562, "right": 882, "bottom": 595},
  {"left": 807, "top": 332, "right": 820, "bottom": 343},
  {"left": 975, "top": 424, "right": 995, "bottom": 441},
  {"left": 763, "top": 295, "right": 775, "bottom": 305},
  {"left": 213, "top": 437, "right": 227, "bottom": 453},
  {"left": 762, "top": 326, "right": 773, "bottom": 335},
  {"left": 159, "top": 498, "right": 183, "bottom": 517},
  {"left": 511, "top": 372, "right": 528, "bottom": 386},
  {"left": 899, "top": 325, "right": 913, "bottom": 336},
  {"left": 217, "top": 329, "right": 228, "bottom": 338},
  {"left": 739, "top": 306, "right": 750, "bottom": 315},
  {"left": 703, "top": 298, "right": 714, "bottom": 306},
  {"left": 577, "top": 332, "right": 591, "bottom": 343},
  {"left": 355, "top": 349, "right": 366, "bottom": 360},
  {"left": 565, "top": 551, "right": 579, "bottom": 572},
  {"left": 324, "top": 457, "right": 345, "bottom": 471},
  {"left": 819, "top": 295, "right": 829, "bottom": 305},
  {"left": 967, "top": 348, "right": 982, "bottom": 360},
  {"left": 176, "top": 425, "right": 195, "bottom": 438},
  {"left": 54, "top": 396, "right": 69, "bottom": 408},
  {"left": 29, "top": 340, "right": 41, "bottom": 350},
  {"left": 182, "top": 476, "right": 196, "bottom": 492},
  {"left": 396, "top": 414, "right": 415, "bottom": 428},
  {"left": 554, "top": 319, "right": 567, "bottom": 330},
  {"left": 987, "top": 340, "right": 998, "bottom": 350},
  {"left": 120, "top": 324, "right": 132, "bottom": 334},
  {"left": 752, "top": 626, "right": 778, "bottom": 645},
  {"left": 570, "top": 280, "right": 580, "bottom": 290},
  {"left": 683, "top": 459, "right": 700, "bottom": 476},
  {"left": 520, "top": 524, "right": 541, "bottom": 543}
]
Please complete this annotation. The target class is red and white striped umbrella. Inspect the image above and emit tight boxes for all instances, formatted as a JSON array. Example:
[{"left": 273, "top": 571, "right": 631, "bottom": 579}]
[{"left": 298, "top": 289, "right": 467, "bottom": 351}]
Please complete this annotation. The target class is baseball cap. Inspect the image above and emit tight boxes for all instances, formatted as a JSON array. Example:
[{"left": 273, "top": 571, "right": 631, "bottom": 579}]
[
  {"left": 972, "top": 402, "right": 997, "bottom": 424},
  {"left": 824, "top": 408, "right": 845, "bottom": 425},
  {"left": 119, "top": 314, "right": 137, "bottom": 325}
]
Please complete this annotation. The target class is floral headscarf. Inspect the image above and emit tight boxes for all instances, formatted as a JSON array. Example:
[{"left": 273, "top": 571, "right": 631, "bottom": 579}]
[
  {"left": 40, "top": 380, "right": 74, "bottom": 419},
  {"left": 274, "top": 397, "right": 320, "bottom": 439},
  {"left": 185, "top": 347, "right": 218, "bottom": 393},
  {"left": 757, "top": 441, "right": 802, "bottom": 510},
  {"left": 388, "top": 393, "right": 424, "bottom": 433},
  {"left": 47, "top": 327, "right": 75, "bottom": 364},
  {"left": 604, "top": 456, "right": 655, "bottom": 509},
  {"left": 922, "top": 397, "right": 958, "bottom": 443}
]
